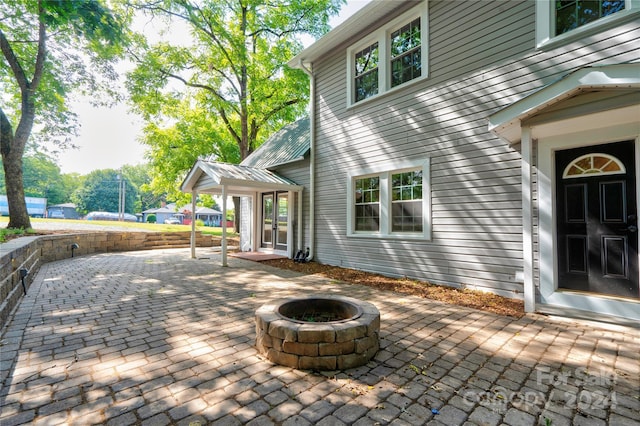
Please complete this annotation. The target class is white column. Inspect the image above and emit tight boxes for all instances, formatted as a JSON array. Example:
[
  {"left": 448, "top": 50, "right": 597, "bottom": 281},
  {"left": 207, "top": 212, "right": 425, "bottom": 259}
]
[
  {"left": 190, "top": 191, "right": 197, "bottom": 259},
  {"left": 521, "top": 126, "right": 535, "bottom": 312},
  {"left": 222, "top": 185, "right": 228, "bottom": 267}
]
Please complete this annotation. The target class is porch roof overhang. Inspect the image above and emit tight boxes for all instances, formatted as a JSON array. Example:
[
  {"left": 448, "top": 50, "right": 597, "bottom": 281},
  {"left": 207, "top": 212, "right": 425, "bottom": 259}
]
[
  {"left": 488, "top": 63, "right": 640, "bottom": 144},
  {"left": 180, "top": 160, "right": 303, "bottom": 197}
]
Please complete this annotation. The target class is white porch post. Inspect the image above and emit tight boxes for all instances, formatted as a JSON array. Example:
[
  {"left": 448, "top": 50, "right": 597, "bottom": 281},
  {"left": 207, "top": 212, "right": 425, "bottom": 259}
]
[
  {"left": 222, "top": 185, "right": 228, "bottom": 267},
  {"left": 522, "top": 126, "right": 535, "bottom": 312},
  {"left": 190, "top": 191, "right": 197, "bottom": 259}
]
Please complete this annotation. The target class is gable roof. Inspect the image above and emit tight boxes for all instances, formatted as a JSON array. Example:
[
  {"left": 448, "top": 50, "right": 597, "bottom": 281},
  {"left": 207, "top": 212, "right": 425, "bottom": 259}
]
[
  {"left": 241, "top": 117, "right": 310, "bottom": 169},
  {"left": 181, "top": 159, "right": 302, "bottom": 196},
  {"left": 142, "top": 206, "right": 176, "bottom": 214},
  {"left": 194, "top": 206, "right": 222, "bottom": 215}
]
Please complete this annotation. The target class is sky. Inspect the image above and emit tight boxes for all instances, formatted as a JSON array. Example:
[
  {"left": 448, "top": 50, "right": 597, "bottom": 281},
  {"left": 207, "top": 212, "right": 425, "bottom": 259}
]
[{"left": 56, "top": 1, "right": 370, "bottom": 175}]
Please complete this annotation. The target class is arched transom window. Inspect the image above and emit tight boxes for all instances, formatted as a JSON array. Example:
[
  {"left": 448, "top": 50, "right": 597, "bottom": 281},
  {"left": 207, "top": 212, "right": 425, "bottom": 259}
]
[{"left": 562, "top": 153, "right": 626, "bottom": 179}]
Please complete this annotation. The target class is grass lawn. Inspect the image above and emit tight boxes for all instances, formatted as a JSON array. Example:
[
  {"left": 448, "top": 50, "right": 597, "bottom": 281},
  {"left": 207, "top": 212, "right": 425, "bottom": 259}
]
[{"left": 0, "top": 217, "right": 237, "bottom": 242}]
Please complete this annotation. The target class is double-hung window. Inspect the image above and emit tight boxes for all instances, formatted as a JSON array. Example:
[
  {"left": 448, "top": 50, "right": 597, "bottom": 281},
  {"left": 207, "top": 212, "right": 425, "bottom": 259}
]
[
  {"left": 390, "top": 18, "right": 422, "bottom": 88},
  {"left": 347, "top": 2, "right": 428, "bottom": 106},
  {"left": 354, "top": 176, "right": 380, "bottom": 231},
  {"left": 391, "top": 170, "right": 423, "bottom": 232},
  {"left": 348, "top": 159, "right": 431, "bottom": 240},
  {"left": 536, "top": 0, "right": 640, "bottom": 48},
  {"left": 354, "top": 43, "right": 379, "bottom": 102}
]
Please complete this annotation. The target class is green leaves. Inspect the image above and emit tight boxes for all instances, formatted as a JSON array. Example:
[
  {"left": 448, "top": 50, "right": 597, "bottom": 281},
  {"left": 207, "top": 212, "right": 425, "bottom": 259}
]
[
  {"left": 1, "top": 0, "right": 131, "bottom": 143},
  {"left": 126, "top": 0, "right": 344, "bottom": 200},
  {"left": 1, "top": 0, "right": 131, "bottom": 229}
]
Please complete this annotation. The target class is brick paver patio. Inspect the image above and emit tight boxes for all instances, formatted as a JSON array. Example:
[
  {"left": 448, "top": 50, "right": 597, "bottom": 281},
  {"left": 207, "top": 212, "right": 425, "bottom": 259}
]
[{"left": 1, "top": 248, "right": 638, "bottom": 425}]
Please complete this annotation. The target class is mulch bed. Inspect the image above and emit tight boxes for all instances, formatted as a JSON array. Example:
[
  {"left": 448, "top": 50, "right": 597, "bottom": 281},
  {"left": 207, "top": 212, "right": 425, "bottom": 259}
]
[{"left": 261, "top": 259, "right": 524, "bottom": 318}]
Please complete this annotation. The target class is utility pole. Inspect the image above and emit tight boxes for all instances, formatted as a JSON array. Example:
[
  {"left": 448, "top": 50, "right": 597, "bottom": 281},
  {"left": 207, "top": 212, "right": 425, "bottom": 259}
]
[{"left": 117, "top": 172, "right": 125, "bottom": 221}]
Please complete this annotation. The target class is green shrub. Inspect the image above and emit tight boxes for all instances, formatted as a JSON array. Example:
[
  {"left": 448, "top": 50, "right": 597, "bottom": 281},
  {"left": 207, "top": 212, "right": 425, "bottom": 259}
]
[
  {"left": 147, "top": 214, "right": 156, "bottom": 223},
  {"left": 195, "top": 219, "right": 205, "bottom": 227}
]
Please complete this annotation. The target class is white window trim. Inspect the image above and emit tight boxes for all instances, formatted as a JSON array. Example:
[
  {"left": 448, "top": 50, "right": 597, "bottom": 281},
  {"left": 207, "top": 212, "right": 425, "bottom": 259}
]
[
  {"left": 346, "top": 1, "right": 429, "bottom": 108},
  {"left": 347, "top": 158, "right": 431, "bottom": 240},
  {"left": 536, "top": 0, "right": 640, "bottom": 49}
]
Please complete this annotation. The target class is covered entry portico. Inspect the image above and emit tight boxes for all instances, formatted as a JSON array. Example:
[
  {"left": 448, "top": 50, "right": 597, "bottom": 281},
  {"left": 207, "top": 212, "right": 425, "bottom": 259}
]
[
  {"left": 489, "top": 63, "right": 640, "bottom": 322},
  {"left": 181, "top": 160, "right": 303, "bottom": 266}
]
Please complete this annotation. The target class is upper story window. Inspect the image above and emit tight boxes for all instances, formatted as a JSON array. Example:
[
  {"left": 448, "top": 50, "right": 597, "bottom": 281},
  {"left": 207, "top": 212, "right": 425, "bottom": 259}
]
[
  {"left": 348, "top": 159, "right": 431, "bottom": 240},
  {"left": 556, "top": 0, "right": 625, "bottom": 35},
  {"left": 354, "top": 43, "right": 379, "bottom": 102},
  {"left": 347, "top": 2, "right": 428, "bottom": 106},
  {"left": 536, "top": 0, "right": 640, "bottom": 48},
  {"left": 390, "top": 18, "right": 422, "bottom": 88}
]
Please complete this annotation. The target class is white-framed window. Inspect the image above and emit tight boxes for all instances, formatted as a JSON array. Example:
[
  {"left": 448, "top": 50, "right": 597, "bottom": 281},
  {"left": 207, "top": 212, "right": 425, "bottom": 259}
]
[
  {"left": 536, "top": 0, "right": 640, "bottom": 48},
  {"left": 347, "top": 159, "right": 431, "bottom": 240},
  {"left": 346, "top": 1, "right": 428, "bottom": 107}
]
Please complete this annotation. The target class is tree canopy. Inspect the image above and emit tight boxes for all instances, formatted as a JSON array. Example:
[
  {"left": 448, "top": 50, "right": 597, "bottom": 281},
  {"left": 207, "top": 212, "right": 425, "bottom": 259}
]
[
  {"left": 0, "top": 151, "right": 82, "bottom": 205},
  {"left": 0, "top": 0, "right": 130, "bottom": 229},
  {"left": 127, "top": 0, "right": 344, "bottom": 201},
  {"left": 71, "top": 168, "right": 138, "bottom": 215}
]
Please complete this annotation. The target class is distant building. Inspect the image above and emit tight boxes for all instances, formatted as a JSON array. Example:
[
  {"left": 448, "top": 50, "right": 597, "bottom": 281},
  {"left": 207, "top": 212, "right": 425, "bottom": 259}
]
[
  {"left": 142, "top": 203, "right": 223, "bottom": 226},
  {"left": 85, "top": 211, "right": 138, "bottom": 222},
  {"left": 46, "top": 203, "right": 80, "bottom": 219},
  {"left": 0, "top": 195, "right": 47, "bottom": 217}
]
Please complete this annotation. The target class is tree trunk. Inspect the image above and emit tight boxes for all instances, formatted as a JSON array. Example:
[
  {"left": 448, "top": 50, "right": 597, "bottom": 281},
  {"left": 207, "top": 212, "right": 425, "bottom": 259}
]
[
  {"left": 0, "top": 110, "right": 31, "bottom": 229},
  {"left": 0, "top": 5, "right": 45, "bottom": 231}
]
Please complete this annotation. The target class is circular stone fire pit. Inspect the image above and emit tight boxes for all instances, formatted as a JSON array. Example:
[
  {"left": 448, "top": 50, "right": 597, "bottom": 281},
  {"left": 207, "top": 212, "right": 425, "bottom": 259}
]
[{"left": 255, "top": 295, "right": 380, "bottom": 370}]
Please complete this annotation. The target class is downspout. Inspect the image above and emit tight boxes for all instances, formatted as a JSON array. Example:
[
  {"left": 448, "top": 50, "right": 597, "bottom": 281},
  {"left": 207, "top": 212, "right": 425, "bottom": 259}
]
[
  {"left": 297, "top": 188, "right": 303, "bottom": 258},
  {"left": 299, "top": 59, "right": 315, "bottom": 262}
]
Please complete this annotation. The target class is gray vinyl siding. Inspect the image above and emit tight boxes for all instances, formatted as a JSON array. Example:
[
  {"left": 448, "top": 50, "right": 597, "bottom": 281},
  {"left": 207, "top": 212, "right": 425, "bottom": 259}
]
[{"left": 310, "top": 0, "right": 640, "bottom": 296}]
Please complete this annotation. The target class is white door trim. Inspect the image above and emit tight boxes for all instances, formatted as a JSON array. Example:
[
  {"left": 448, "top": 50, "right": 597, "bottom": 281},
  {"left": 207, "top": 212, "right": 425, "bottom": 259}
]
[{"left": 536, "top": 114, "right": 640, "bottom": 320}]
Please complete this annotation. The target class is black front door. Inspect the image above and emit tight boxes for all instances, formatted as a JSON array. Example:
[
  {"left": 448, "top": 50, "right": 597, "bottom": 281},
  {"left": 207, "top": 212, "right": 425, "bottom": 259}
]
[{"left": 555, "top": 141, "right": 639, "bottom": 298}]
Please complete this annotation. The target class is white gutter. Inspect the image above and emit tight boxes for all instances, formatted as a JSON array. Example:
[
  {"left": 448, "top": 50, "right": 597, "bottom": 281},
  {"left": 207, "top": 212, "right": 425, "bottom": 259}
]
[{"left": 298, "top": 59, "right": 315, "bottom": 262}]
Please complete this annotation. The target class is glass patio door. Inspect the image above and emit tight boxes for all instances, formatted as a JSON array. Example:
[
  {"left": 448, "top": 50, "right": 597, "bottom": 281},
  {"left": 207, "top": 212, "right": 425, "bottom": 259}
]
[
  {"left": 262, "top": 193, "right": 274, "bottom": 248},
  {"left": 275, "top": 192, "right": 288, "bottom": 251},
  {"left": 261, "top": 192, "right": 288, "bottom": 251}
]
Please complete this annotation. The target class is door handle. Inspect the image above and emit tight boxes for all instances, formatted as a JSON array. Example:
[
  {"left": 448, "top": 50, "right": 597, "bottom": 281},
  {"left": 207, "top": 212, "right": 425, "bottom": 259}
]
[{"left": 628, "top": 225, "right": 638, "bottom": 233}]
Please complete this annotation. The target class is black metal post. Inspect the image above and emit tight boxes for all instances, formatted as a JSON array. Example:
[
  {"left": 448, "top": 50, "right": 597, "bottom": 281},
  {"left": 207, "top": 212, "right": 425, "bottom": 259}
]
[{"left": 19, "top": 268, "right": 28, "bottom": 294}]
